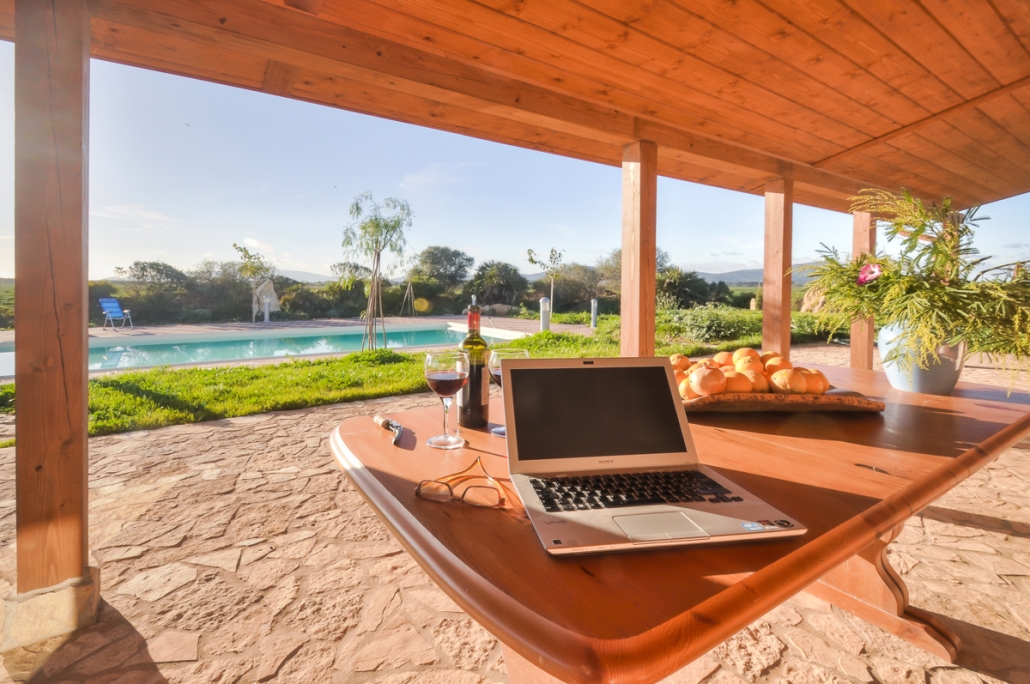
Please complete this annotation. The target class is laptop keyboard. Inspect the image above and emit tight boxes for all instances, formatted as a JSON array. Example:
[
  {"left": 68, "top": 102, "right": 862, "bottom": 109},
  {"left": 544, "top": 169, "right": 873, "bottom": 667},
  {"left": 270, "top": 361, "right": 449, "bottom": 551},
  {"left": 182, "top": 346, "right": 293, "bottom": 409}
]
[{"left": 529, "top": 470, "right": 744, "bottom": 513}]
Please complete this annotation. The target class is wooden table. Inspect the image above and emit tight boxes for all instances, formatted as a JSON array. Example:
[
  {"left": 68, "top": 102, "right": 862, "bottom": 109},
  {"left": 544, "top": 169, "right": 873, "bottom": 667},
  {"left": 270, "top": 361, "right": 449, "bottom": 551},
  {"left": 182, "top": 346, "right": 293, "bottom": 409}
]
[{"left": 330, "top": 366, "right": 1030, "bottom": 684}]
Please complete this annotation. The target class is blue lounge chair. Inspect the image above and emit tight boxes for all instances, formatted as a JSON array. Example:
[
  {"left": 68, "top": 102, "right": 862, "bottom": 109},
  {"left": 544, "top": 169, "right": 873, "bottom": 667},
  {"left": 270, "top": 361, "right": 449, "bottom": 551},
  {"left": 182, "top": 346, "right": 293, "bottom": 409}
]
[{"left": 99, "top": 298, "right": 134, "bottom": 330}]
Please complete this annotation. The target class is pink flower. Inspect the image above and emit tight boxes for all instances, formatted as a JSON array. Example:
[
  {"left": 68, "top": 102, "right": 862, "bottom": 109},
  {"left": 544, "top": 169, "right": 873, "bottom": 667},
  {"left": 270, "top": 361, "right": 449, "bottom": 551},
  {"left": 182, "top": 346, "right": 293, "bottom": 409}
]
[{"left": 857, "top": 263, "right": 882, "bottom": 286}]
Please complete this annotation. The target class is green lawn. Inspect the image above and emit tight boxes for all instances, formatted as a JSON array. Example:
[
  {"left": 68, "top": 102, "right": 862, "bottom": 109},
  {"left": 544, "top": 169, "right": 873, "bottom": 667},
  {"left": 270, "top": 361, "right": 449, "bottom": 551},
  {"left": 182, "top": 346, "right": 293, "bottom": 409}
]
[{"left": 0, "top": 310, "right": 840, "bottom": 446}]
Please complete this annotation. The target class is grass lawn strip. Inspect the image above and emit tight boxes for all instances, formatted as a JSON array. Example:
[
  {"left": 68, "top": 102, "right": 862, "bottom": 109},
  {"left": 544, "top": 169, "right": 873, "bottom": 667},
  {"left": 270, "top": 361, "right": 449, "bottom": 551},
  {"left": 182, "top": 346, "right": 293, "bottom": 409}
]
[{"left": 0, "top": 311, "right": 840, "bottom": 445}]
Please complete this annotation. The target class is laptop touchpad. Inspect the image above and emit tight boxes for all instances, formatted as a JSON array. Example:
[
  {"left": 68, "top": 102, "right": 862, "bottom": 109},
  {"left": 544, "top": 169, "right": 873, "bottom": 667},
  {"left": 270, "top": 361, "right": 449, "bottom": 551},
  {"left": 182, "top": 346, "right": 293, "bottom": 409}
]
[{"left": 614, "top": 512, "right": 709, "bottom": 543}]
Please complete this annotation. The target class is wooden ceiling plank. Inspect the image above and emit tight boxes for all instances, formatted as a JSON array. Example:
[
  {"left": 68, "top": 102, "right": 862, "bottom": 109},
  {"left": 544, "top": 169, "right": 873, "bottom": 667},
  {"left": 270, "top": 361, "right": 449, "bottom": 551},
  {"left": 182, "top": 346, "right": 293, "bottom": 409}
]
[
  {"left": 91, "top": 18, "right": 268, "bottom": 89},
  {"left": 658, "top": 147, "right": 777, "bottom": 182},
  {"left": 469, "top": 0, "right": 871, "bottom": 148},
  {"left": 658, "top": 158, "right": 773, "bottom": 198},
  {"left": 992, "top": 0, "right": 1030, "bottom": 55},
  {"left": 283, "top": 0, "right": 324, "bottom": 13},
  {"left": 288, "top": 58, "right": 850, "bottom": 209},
  {"left": 886, "top": 131, "right": 1016, "bottom": 195},
  {"left": 367, "top": 0, "right": 854, "bottom": 157},
  {"left": 601, "top": 0, "right": 928, "bottom": 125},
  {"left": 792, "top": 186, "right": 853, "bottom": 213},
  {"left": 139, "top": 0, "right": 847, "bottom": 162},
  {"left": 916, "top": 0, "right": 1030, "bottom": 84},
  {"left": 925, "top": 109, "right": 1030, "bottom": 178},
  {"left": 288, "top": 68, "right": 622, "bottom": 164},
  {"left": 985, "top": 91, "right": 1030, "bottom": 151},
  {"left": 0, "top": 0, "right": 11, "bottom": 42},
  {"left": 813, "top": 72, "right": 1030, "bottom": 168},
  {"left": 843, "top": 0, "right": 1000, "bottom": 99},
  {"left": 261, "top": 59, "right": 297, "bottom": 95},
  {"left": 825, "top": 152, "right": 979, "bottom": 206},
  {"left": 870, "top": 143, "right": 996, "bottom": 205},
  {"left": 579, "top": 0, "right": 915, "bottom": 135},
  {"left": 759, "top": 0, "right": 966, "bottom": 112},
  {"left": 98, "top": 0, "right": 880, "bottom": 197},
  {"left": 96, "top": 1, "right": 635, "bottom": 139},
  {"left": 314, "top": 0, "right": 828, "bottom": 162}
]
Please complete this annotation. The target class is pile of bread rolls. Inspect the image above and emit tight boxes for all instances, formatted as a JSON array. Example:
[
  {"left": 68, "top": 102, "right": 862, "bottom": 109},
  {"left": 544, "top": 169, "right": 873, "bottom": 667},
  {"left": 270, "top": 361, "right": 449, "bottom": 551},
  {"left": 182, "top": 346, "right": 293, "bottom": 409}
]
[{"left": 669, "top": 349, "right": 830, "bottom": 401}]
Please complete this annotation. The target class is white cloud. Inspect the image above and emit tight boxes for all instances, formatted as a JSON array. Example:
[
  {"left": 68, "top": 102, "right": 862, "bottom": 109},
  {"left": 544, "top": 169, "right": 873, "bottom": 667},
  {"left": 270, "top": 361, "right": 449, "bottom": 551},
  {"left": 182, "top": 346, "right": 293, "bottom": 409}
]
[
  {"left": 243, "top": 237, "right": 275, "bottom": 253},
  {"left": 399, "top": 163, "right": 469, "bottom": 191}
]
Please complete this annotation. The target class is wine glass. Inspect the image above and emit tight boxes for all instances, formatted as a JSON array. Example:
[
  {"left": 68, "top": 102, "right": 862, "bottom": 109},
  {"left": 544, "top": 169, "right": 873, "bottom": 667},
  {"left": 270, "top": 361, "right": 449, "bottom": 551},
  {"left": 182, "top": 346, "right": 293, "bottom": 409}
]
[
  {"left": 487, "top": 348, "right": 530, "bottom": 437},
  {"left": 425, "top": 350, "right": 470, "bottom": 450}
]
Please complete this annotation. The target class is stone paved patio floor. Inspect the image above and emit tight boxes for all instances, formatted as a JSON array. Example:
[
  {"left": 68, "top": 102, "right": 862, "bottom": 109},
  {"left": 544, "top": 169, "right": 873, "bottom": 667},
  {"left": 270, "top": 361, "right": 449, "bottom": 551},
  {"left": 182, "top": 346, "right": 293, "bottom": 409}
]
[{"left": 1, "top": 345, "right": 1029, "bottom": 683}]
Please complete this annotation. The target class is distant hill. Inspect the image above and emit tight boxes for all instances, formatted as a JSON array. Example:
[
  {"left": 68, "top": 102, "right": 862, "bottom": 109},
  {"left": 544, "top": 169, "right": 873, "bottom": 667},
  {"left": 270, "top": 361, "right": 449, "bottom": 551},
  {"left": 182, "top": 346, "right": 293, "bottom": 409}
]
[
  {"left": 278, "top": 269, "right": 333, "bottom": 283},
  {"left": 694, "top": 264, "right": 815, "bottom": 286}
]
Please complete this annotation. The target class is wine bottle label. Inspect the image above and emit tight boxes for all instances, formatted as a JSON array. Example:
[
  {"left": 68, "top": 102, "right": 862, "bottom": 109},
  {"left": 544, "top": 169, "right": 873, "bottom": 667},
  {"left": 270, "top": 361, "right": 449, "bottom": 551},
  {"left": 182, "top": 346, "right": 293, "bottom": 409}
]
[{"left": 481, "top": 369, "right": 489, "bottom": 405}]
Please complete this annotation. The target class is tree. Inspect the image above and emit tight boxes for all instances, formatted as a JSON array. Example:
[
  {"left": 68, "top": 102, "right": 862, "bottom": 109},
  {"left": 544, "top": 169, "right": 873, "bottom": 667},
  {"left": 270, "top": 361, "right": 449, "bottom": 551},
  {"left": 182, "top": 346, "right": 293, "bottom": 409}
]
[
  {"left": 114, "top": 261, "right": 189, "bottom": 299},
  {"left": 411, "top": 246, "right": 474, "bottom": 288},
  {"left": 342, "top": 191, "right": 412, "bottom": 350},
  {"left": 527, "top": 247, "right": 564, "bottom": 305},
  {"left": 330, "top": 261, "right": 373, "bottom": 282},
  {"left": 595, "top": 247, "right": 673, "bottom": 297},
  {"left": 233, "top": 243, "right": 277, "bottom": 322},
  {"left": 464, "top": 261, "right": 528, "bottom": 305}
]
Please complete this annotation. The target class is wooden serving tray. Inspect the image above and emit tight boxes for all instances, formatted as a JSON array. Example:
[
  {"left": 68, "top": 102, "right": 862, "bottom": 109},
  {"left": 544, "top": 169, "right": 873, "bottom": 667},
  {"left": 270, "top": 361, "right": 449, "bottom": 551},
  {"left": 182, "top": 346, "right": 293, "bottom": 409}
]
[{"left": 683, "top": 388, "right": 885, "bottom": 413}]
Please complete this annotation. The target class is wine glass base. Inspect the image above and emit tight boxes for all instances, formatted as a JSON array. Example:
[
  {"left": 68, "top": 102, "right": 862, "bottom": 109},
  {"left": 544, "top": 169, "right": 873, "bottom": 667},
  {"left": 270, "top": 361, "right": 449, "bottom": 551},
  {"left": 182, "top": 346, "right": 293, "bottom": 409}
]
[
  {"left": 490, "top": 425, "right": 506, "bottom": 437},
  {"left": 427, "top": 434, "right": 466, "bottom": 450}
]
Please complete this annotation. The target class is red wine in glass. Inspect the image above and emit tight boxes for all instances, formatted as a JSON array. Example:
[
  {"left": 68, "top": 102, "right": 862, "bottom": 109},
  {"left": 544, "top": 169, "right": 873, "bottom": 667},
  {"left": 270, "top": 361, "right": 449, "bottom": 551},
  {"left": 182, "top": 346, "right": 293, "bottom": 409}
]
[
  {"left": 489, "top": 369, "right": 503, "bottom": 388},
  {"left": 425, "top": 351, "right": 470, "bottom": 450},
  {"left": 427, "top": 371, "right": 468, "bottom": 397}
]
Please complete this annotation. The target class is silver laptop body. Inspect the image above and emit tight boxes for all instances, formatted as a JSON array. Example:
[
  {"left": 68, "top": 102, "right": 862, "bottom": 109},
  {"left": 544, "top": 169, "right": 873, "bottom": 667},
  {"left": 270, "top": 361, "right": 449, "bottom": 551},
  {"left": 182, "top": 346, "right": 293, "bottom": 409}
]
[{"left": 501, "top": 357, "right": 807, "bottom": 556}]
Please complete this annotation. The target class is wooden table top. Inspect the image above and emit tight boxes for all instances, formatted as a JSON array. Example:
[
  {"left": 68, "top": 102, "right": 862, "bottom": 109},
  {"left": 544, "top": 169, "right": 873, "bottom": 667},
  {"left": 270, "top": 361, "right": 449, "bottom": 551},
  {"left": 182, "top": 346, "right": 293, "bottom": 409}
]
[{"left": 330, "top": 366, "right": 1030, "bottom": 684}]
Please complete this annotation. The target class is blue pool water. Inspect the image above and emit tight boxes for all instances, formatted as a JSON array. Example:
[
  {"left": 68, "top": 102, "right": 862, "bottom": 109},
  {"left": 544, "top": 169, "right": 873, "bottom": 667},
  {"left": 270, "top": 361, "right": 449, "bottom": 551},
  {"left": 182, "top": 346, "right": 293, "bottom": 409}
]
[{"left": 0, "top": 327, "right": 503, "bottom": 375}]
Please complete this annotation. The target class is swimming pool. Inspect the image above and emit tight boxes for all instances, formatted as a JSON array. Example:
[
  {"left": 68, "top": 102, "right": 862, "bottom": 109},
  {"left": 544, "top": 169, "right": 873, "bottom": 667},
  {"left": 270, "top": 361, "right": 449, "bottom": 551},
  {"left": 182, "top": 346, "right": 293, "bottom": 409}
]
[{"left": 0, "top": 324, "right": 514, "bottom": 376}]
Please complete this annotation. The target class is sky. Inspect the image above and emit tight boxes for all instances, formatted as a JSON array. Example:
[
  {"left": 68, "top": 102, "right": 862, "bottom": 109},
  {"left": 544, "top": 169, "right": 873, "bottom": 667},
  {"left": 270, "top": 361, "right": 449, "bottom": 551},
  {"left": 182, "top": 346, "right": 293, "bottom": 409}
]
[{"left": 0, "top": 41, "right": 1027, "bottom": 281}]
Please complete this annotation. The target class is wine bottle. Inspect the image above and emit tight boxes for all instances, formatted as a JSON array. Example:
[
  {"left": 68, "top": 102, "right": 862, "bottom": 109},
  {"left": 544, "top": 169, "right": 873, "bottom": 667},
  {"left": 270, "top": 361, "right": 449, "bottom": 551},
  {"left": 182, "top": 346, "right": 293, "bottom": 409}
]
[{"left": 458, "top": 296, "right": 490, "bottom": 428}]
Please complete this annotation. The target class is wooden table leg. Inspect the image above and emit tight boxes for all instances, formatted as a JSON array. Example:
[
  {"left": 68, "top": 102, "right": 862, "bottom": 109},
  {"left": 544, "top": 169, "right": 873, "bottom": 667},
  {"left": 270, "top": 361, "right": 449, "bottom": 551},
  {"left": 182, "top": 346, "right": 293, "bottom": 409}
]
[
  {"left": 807, "top": 524, "right": 959, "bottom": 662},
  {"left": 502, "top": 643, "right": 568, "bottom": 683}
]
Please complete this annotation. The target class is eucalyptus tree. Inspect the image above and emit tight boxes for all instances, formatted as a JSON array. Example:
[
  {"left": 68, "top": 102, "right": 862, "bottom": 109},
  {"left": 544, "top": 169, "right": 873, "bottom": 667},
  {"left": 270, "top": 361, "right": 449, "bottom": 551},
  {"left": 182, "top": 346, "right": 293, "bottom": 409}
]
[
  {"left": 527, "top": 247, "right": 564, "bottom": 306},
  {"left": 342, "top": 192, "right": 413, "bottom": 350}
]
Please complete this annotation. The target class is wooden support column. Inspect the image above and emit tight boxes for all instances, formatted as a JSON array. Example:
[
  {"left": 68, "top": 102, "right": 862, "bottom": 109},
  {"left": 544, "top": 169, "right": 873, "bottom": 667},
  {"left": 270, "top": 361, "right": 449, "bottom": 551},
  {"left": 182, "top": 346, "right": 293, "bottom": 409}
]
[
  {"left": 620, "top": 140, "right": 657, "bottom": 358},
  {"left": 15, "top": 0, "right": 91, "bottom": 593},
  {"left": 850, "top": 211, "right": 876, "bottom": 370},
  {"left": 761, "top": 171, "right": 793, "bottom": 358}
]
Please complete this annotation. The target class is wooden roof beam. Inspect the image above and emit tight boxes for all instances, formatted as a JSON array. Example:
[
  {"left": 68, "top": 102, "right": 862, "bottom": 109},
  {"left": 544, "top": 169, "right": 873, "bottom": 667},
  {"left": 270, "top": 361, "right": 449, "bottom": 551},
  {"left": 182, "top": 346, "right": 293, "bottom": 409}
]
[{"left": 90, "top": 0, "right": 879, "bottom": 204}]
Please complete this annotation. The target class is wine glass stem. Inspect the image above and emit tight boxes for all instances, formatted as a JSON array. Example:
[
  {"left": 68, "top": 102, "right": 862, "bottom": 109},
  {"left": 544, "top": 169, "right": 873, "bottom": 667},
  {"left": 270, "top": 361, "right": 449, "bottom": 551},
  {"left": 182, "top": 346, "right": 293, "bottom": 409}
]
[{"left": 441, "top": 396, "right": 452, "bottom": 439}]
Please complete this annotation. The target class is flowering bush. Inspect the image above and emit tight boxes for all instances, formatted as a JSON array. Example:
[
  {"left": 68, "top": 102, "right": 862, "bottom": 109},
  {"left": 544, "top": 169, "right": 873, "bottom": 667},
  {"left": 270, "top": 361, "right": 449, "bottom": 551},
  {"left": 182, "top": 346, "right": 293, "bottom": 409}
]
[{"left": 803, "top": 189, "right": 1030, "bottom": 371}]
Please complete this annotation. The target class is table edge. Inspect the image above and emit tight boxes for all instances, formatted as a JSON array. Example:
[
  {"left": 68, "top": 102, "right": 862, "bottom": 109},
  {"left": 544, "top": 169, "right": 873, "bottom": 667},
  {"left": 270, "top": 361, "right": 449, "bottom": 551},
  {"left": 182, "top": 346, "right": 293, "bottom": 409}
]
[{"left": 330, "top": 404, "right": 1030, "bottom": 684}]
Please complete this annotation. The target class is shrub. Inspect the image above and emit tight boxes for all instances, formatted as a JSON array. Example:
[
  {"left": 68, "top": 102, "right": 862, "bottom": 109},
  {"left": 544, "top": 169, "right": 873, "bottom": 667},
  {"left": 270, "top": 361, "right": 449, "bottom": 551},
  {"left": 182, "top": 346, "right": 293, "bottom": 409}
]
[
  {"left": 675, "top": 306, "right": 763, "bottom": 342},
  {"left": 0, "top": 384, "right": 13, "bottom": 413},
  {"left": 88, "top": 281, "right": 119, "bottom": 325},
  {"left": 0, "top": 306, "right": 12, "bottom": 329}
]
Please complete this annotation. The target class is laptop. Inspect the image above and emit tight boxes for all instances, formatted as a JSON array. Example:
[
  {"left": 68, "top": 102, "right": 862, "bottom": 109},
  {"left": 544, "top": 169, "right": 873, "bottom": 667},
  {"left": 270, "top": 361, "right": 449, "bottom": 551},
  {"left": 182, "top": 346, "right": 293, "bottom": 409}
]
[{"left": 500, "top": 357, "right": 807, "bottom": 555}]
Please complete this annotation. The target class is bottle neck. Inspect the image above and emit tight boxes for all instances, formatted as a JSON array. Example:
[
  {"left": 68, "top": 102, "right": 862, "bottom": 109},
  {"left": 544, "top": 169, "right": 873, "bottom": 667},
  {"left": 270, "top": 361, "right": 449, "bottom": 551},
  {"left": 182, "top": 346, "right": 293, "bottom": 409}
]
[{"left": 467, "top": 309, "right": 481, "bottom": 333}]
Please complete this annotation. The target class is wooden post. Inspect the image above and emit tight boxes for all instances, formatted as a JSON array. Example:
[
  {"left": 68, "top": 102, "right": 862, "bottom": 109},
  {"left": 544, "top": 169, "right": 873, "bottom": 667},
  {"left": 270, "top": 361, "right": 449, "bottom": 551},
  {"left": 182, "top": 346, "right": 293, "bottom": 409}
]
[
  {"left": 850, "top": 211, "right": 876, "bottom": 370},
  {"left": 620, "top": 141, "right": 657, "bottom": 358},
  {"left": 761, "top": 171, "right": 793, "bottom": 359},
  {"left": 15, "top": 0, "right": 91, "bottom": 593}
]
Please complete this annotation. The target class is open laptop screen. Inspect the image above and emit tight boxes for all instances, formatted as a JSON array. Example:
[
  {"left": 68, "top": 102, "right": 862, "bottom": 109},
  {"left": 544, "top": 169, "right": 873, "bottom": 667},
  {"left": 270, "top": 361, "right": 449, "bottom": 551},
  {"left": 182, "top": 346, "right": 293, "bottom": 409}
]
[{"left": 509, "top": 366, "right": 688, "bottom": 461}]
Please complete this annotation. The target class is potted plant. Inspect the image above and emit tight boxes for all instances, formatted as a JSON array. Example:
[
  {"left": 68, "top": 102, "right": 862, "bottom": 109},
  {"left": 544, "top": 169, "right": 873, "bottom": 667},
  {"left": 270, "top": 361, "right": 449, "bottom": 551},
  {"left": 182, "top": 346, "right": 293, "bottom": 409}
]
[{"left": 805, "top": 189, "right": 1030, "bottom": 395}]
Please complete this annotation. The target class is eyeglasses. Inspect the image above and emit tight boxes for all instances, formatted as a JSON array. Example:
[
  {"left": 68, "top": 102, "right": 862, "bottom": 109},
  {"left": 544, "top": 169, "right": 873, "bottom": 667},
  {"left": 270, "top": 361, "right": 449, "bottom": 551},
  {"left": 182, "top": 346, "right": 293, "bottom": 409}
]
[{"left": 415, "top": 456, "right": 514, "bottom": 508}]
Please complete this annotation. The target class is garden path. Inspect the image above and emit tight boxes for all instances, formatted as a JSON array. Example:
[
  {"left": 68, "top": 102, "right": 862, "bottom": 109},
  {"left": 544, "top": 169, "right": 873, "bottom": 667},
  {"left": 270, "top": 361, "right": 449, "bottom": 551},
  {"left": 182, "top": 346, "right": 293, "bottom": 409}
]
[{"left": 0, "top": 345, "right": 1027, "bottom": 683}]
